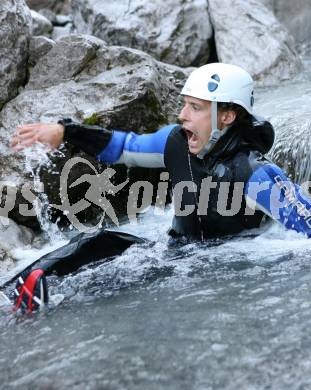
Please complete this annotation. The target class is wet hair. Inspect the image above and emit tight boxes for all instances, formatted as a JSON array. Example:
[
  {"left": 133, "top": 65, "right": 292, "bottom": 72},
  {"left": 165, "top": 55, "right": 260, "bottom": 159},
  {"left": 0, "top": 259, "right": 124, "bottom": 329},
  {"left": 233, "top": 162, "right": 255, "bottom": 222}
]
[{"left": 217, "top": 102, "right": 253, "bottom": 128}]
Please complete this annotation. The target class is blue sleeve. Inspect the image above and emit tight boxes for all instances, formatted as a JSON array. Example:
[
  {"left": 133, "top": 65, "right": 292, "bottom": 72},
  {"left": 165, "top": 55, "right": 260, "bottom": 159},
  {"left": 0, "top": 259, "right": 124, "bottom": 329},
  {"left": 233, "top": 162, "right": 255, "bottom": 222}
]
[
  {"left": 245, "top": 163, "right": 311, "bottom": 237},
  {"left": 97, "top": 124, "right": 176, "bottom": 167}
]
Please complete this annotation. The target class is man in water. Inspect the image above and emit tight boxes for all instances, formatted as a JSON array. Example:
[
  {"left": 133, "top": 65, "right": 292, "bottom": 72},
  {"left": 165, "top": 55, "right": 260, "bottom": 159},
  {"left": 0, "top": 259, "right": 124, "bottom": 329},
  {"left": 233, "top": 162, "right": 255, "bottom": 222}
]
[{"left": 10, "top": 63, "right": 311, "bottom": 312}]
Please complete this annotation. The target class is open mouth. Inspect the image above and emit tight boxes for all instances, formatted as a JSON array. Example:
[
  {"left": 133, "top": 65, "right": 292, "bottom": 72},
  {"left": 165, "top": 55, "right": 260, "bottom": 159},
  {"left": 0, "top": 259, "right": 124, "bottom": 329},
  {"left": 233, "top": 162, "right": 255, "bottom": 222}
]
[{"left": 183, "top": 127, "right": 199, "bottom": 144}]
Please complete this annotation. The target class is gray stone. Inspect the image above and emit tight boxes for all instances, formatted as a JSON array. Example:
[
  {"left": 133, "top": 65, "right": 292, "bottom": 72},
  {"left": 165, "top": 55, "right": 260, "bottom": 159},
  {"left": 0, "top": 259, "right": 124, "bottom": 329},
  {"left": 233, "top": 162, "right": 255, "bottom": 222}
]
[
  {"left": 259, "top": 0, "right": 311, "bottom": 46},
  {"left": 51, "top": 24, "right": 74, "bottom": 41},
  {"left": 208, "top": 0, "right": 303, "bottom": 85},
  {"left": 27, "top": 34, "right": 102, "bottom": 89},
  {"left": 29, "top": 36, "right": 55, "bottom": 67},
  {"left": 274, "top": 0, "right": 311, "bottom": 45},
  {"left": 0, "top": 216, "right": 34, "bottom": 268},
  {"left": 256, "top": 80, "right": 311, "bottom": 183},
  {"left": 0, "top": 0, "right": 32, "bottom": 110},
  {"left": 269, "top": 116, "right": 311, "bottom": 184},
  {"left": 26, "top": 0, "right": 71, "bottom": 14},
  {"left": 71, "top": 0, "right": 213, "bottom": 67},
  {"left": 259, "top": 0, "right": 273, "bottom": 9},
  {"left": 55, "top": 14, "right": 73, "bottom": 26},
  {"left": 0, "top": 217, "right": 34, "bottom": 253},
  {"left": 38, "top": 8, "right": 57, "bottom": 24},
  {"left": 26, "top": 0, "right": 57, "bottom": 10},
  {"left": 30, "top": 9, "right": 53, "bottom": 36},
  {"left": 0, "top": 34, "right": 190, "bottom": 228}
]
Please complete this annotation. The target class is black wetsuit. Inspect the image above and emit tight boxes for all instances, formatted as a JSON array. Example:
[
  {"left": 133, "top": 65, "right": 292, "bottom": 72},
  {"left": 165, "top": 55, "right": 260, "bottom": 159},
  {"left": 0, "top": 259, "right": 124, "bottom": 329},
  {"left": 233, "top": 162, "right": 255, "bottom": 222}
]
[
  {"left": 26, "top": 117, "right": 276, "bottom": 276},
  {"left": 164, "top": 120, "right": 274, "bottom": 239}
]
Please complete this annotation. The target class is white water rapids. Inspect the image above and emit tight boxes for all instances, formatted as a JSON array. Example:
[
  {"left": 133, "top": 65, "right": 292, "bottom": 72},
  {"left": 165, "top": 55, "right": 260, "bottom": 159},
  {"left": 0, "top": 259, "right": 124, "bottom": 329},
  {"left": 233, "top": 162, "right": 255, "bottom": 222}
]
[{"left": 1, "top": 53, "right": 311, "bottom": 389}]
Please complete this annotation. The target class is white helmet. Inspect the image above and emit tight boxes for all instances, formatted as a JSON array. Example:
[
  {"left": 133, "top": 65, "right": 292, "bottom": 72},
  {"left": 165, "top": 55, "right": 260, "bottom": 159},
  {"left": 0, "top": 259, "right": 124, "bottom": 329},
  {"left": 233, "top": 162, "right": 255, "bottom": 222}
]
[
  {"left": 181, "top": 63, "right": 255, "bottom": 157},
  {"left": 181, "top": 63, "right": 254, "bottom": 114}
]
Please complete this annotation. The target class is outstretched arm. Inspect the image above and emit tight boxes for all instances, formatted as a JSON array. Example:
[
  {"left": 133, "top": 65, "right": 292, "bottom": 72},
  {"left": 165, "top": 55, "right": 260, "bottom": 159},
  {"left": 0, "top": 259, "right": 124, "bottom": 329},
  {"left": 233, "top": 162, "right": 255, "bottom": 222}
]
[
  {"left": 245, "top": 163, "right": 311, "bottom": 237},
  {"left": 11, "top": 119, "right": 176, "bottom": 168},
  {"left": 11, "top": 122, "right": 65, "bottom": 151}
]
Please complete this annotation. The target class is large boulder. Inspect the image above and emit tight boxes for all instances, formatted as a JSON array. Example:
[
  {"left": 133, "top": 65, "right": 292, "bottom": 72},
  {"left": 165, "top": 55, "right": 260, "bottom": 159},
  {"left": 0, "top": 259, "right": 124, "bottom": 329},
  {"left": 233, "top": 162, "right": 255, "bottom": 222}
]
[
  {"left": 0, "top": 0, "right": 32, "bottom": 110},
  {"left": 259, "top": 0, "right": 273, "bottom": 8},
  {"left": 29, "top": 36, "right": 55, "bottom": 67},
  {"left": 26, "top": 0, "right": 57, "bottom": 10},
  {"left": 0, "top": 34, "right": 190, "bottom": 229},
  {"left": 51, "top": 23, "right": 73, "bottom": 41},
  {"left": 30, "top": 9, "right": 53, "bottom": 37},
  {"left": 260, "top": 0, "right": 311, "bottom": 46},
  {"left": 273, "top": 0, "right": 311, "bottom": 45},
  {"left": 71, "top": 0, "right": 213, "bottom": 67},
  {"left": 208, "top": 0, "right": 302, "bottom": 85},
  {"left": 27, "top": 34, "right": 102, "bottom": 89},
  {"left": 26, "top": 0, "right": 71, "bottom": 14}
]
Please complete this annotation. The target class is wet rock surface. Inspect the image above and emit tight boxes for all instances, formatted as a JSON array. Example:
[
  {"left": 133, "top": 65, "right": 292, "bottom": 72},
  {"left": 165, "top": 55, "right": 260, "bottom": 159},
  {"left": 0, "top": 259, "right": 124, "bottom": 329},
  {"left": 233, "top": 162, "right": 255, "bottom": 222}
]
[
  {"left": 71, "top": 0, "right": 213, "bottom": 67},
  {"left": 0, "top": 0, "right": 32, "bottom": 110},
  {"left": 30, "top": 9, "right": 53, "bottom": 37},
  {"left": 0, "top": 34, "right": 190, "bottom": 228},
  {"left": 208, "top": 0, "right": 302, "bottom": 85},
  {"left": 0, "top": 216, "right": 34, "bottom": 267},
  {"left": 274, "top": 0, "right": 311, "bottom": 45},
  {"left": 29, "top": 36, "right": 55, "bottom": 67},
  {"left": 26, "top": 0, "right": 71, "bottom": 14}
]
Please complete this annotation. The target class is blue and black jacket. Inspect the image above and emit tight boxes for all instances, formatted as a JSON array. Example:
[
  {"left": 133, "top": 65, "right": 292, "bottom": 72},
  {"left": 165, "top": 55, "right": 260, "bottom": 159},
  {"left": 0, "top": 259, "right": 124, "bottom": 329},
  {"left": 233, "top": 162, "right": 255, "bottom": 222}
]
[{"left": 60, "top": 118, "right": 311, "bottom": 239}]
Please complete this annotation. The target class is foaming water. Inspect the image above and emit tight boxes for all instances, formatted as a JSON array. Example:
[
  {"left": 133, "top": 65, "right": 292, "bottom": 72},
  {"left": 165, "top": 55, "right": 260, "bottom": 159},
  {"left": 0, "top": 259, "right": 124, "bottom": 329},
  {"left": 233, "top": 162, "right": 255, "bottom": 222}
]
[
  {"left": 256, "top": 58, "right": 311, "bottom": 183},
  {"left": 2, "top": 206, "right": 311, "bottom": 389},
  {"left": 2, "top": 58, "right": 311, "bottom": 389},
  {"left": 22, "top": 143, "right": 64, "bottom": 243}
]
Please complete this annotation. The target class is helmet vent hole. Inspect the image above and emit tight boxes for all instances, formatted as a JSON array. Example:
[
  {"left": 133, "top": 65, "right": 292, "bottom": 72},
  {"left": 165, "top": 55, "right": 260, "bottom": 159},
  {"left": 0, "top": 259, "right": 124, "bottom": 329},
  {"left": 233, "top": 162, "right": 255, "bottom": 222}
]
[
  {"left": 208, "top": 82, "right": 218, "bottom": 92},
  {"left": 211, "top": 74, "right": 220, "bottom": 82}
]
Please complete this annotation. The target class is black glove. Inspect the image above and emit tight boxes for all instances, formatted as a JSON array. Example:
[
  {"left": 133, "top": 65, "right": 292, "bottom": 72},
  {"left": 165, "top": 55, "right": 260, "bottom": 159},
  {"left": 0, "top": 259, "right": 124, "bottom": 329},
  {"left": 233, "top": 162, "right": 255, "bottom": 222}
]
[
  {"left": 59, "top": 118, "right": 113, "bottom": 157},
  {"left": 14, "top": 269, "right": 48, "bottom": 313}
]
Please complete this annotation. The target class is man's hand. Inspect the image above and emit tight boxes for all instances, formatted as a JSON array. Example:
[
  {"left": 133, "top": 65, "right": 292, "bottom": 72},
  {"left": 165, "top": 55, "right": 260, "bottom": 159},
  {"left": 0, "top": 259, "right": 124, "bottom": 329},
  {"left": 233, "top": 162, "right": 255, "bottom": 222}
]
[{"left": 11, "top": 123, "right": 64, "bottom": 151}]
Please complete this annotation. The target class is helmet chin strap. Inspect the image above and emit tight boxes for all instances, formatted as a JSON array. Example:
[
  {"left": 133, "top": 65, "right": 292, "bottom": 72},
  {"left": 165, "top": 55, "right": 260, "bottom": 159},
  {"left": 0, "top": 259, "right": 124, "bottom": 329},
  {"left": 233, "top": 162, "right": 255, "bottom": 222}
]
[
  {"left": 197, "top": 101, "right": 230, "bottom": 159},
  {"left": 211, "top": 100, "right": 218, "bottom": 133}
]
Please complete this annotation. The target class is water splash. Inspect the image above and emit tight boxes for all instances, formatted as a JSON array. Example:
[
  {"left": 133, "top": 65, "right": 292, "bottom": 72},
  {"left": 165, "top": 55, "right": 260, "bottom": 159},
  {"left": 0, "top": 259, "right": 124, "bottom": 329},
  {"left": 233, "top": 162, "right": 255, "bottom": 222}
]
[
  {"left": 22, "top": 143, "right": 64, "bottom": 243},
  {"left": 256, "top": 63, "right": 311, "bottom": 183}
]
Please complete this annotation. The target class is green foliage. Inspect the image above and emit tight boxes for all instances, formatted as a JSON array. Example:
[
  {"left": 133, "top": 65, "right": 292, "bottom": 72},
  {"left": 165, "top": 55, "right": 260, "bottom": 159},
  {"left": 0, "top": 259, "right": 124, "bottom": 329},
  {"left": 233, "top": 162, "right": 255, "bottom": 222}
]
[{"left": 82, "top": 113, "right": 101, "bottom": 126}]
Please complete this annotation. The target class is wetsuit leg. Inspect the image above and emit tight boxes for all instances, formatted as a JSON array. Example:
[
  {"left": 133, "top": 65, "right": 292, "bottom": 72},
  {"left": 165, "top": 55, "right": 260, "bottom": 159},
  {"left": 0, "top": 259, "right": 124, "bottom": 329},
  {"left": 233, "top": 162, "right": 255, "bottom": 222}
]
[{"left": 35, "top": 229, "right": 146, "bottom": 276}]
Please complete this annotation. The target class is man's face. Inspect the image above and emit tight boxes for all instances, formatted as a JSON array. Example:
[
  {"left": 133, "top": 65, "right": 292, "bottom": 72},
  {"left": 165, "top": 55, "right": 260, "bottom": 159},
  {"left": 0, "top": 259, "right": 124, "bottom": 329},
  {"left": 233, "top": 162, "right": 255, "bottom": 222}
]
[{"left": 178, "top": 96, "right": 215, "bottom": 155}]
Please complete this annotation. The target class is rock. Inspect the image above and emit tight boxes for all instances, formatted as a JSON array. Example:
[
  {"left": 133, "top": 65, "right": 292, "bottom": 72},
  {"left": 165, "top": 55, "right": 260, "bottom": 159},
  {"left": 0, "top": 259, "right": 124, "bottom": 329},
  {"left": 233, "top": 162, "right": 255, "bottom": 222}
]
[
  {"left": 0, "top": 34, "right": 190, "bottom": 229},
  {"left": 38, "top": 8, "right": 57, "bottom": 24},
  {"left": 27, "top": 34, "right": 102, "bottom": 89},
  {"left": 268, "top": 116, "right": 311, "bottom": 184},
  {"left": 55, "top": 14, "right": 73, "bottom": 26},
  {"left": 30, "top": 9, "right": 53, "bottom": 36},
  {"left": 26, "top": 0, "right": 57, "bottom": 10},
  {"left": 71, "top": 0, "right": 213, "bottom": 67},
  {"left": 256, "top": 81, "right": 311, "bottom": 183},
  {"left": 274, "top": 0, "right": 311, "bottom": 45},
  {"left": 39, "top": 10, "right": 73, "bottom": 27},
  {"left": 259, "top": 0, "right": 273, "bottom": 8},
  {"left": 51, "top": 24, "right": 74, "bottom": 41},
  {"left": 208, "top": 0, "right": 302, "bottom": 85},
  {"left": 0, "top": 0, "right": 32, "bottom": 110},
  {"left": 0, "top": 217, "right": 34, "bottom": 253},
  {"left": 0, "top": 216, "right": 35, "bottom": 269},
  {"left": 26, "top": 0, "right": 71, "bottom": 14},
  {"left": 29, "top": 36, "right": 55, "bottom": 67}
]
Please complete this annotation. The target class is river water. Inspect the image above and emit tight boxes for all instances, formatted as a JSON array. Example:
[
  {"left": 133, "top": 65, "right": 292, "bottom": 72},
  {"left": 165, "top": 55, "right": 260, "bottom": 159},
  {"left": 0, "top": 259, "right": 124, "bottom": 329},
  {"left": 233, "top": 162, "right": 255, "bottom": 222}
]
[{"left": 1, "top": 55, "right": 311, "bottom": 389}]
